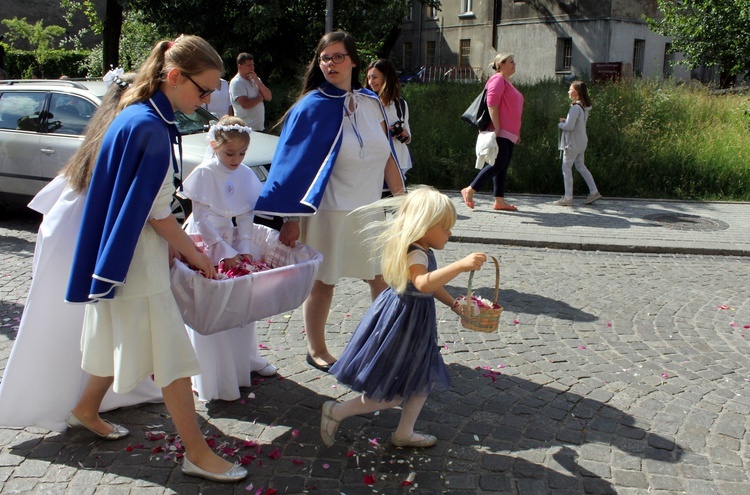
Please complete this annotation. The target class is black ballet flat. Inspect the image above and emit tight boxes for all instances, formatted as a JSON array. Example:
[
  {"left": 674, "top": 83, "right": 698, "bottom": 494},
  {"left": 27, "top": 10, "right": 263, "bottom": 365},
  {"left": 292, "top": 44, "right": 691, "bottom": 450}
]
[{"left": 306, "top": 352, "right": 335, "bottom": 373}]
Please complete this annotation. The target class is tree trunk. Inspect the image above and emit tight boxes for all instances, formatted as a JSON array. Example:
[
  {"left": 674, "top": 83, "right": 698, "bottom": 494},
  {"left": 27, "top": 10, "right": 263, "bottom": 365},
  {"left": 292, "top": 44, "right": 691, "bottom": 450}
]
[
  {"left": 378, "top": 24, "right": 402, "bottom": 59},
  {"left": 719, "top": 71, "right": 735, "bottom": 89},
  {"left": 102, "top": 0, "right": 124, "bottom": 73}
]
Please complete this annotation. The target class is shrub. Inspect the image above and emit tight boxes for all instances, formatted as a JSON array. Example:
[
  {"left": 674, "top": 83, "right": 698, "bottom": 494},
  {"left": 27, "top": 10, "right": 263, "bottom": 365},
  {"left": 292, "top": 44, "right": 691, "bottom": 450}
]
[
  {"left": 2, "top": 47, "right": 90, "bottom": 79},
  {"left": 402, "top": 79, "right": 750, "bottom": 201}
]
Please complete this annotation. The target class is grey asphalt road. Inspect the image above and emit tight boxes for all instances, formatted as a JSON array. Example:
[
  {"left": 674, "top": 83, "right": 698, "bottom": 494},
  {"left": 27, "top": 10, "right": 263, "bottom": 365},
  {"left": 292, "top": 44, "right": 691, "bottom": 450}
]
[{"left": 0, "top": 194, "right": 748, "bottom": 495}]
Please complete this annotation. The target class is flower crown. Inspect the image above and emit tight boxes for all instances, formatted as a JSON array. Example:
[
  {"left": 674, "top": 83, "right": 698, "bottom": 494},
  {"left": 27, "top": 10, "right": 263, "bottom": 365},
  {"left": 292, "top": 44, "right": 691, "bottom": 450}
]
[{"left": 207, "top": 123, "right": 253, "bottom": 142}]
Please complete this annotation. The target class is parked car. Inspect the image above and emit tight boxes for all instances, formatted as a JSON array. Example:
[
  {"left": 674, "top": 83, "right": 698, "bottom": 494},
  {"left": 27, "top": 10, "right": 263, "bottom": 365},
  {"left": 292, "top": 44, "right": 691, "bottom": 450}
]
[
  {"left": 399, "top": 67, "right": 426, "bottom": 84},
  {"left": 0, "top": 79, "right": 278, "bottom": 221},
  {"left": 399, "top": 66, "right": 480, "bottom": 84}
]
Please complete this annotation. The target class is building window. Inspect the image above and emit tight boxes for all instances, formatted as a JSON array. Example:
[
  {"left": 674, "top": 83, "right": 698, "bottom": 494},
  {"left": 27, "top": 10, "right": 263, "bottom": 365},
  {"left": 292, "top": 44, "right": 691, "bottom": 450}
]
[
  {"left": 556, "top": 37, "right": 572, "bottom": 71},
  {"left": 403, "top": 42, "right": 413, "bottom": 70},
  {"left": 461, "top": 0, "right": 473, "bottom": 14},
  {"left": 428, "top": 5, "right": 438, "bottom": 19},
  {"left": 406, "top": 4, "right": 413, "bottom": 21},
  {"left": 425, "top": 41, "right": 436, "bottom": 66},
  {"left": 663, "top": 42, "right": 674, "bottom": 78},
  {"left": 459, "top": 39, "right": 471, "bottom": 67},
  {"left": 633, "top": 39, "right": 645, "bottom": 77}
]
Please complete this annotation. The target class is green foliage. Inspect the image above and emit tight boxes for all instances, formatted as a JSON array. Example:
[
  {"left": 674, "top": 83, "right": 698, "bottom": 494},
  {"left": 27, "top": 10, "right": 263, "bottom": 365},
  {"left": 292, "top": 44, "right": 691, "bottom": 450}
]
[
  {"left": 645, "top": 0, "right": 750, "bottom": 79},
  {"left": 2, "top": 47, "right": 89, "bottom": 78},
  {"left": 123, "top": 0, "right": 439, "bottom": 82},
  {"left": 1, "top": 17, "right": 67, "bottom": 67},
  {"left": 59, "top": 0, "right": 103, "bottom": 49},
  {"left": 61, "top": 0, "right": 103, "bottom": 34},
  {"left": 402, "top": 79, "right": 750, "bottom": 200},
  {"left": 80, "top": 10, "right": 168, "bottom": 77}
]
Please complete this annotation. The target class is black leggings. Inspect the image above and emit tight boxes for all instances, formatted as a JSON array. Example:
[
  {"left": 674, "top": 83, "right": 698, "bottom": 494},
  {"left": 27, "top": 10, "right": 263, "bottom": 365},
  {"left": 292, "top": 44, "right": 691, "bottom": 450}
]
[{"left": 470, "top": 137, "right": 514, "bottom": 198}]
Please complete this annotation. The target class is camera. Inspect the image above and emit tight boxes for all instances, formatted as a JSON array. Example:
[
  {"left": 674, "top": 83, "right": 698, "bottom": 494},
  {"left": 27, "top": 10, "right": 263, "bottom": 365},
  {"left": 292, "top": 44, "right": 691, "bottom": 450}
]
[{"left": 389, "top": 120, "right": 408, "bottom": 143}]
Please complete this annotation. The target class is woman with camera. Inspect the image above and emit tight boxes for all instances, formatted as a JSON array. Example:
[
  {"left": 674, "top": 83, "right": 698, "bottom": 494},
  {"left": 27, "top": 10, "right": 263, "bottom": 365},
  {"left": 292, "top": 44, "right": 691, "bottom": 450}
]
[{"left": 365, "top": 59, "right": 413, "bottom": 175}]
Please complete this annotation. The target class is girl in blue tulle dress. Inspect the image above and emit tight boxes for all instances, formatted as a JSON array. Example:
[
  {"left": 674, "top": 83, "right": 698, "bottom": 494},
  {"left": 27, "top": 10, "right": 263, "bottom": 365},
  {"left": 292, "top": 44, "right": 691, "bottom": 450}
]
[{"left": 322, "top": 186, "right": 487, "bottom": 448}]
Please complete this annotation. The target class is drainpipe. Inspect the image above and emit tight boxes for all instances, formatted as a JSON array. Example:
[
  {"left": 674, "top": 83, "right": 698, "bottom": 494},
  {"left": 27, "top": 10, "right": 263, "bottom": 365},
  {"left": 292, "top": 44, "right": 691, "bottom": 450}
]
[
  {"left": 417, "top": 0, "right": 423, "bottom": 68},
  {"left": 438, "top": 15, "right": 444, "bottom": 65}
]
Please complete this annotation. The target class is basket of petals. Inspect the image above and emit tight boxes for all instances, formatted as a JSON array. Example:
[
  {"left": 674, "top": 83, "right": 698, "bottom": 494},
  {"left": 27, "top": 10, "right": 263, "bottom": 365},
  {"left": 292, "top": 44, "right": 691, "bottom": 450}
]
[
  {"left": 170, "top": 224, "right": 322, "bottom": 335},
  {"left": 456, "top": 256, "right": 503, "bottom": 333}
]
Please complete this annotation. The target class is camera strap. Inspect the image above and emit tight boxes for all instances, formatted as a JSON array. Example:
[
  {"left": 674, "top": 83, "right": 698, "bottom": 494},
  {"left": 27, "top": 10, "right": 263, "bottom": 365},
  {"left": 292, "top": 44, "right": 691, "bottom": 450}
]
[{"left": 394, "top": 97, "right": 406, "bottom": 121}]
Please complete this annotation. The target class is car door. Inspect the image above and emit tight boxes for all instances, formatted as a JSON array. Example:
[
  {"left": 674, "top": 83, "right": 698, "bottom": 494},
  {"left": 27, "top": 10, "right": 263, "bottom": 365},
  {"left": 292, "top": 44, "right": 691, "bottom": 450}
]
[
  {"left": 0, "top": 90, "right": 48, "bottom": 204},
  {"left": 38, "top": 92, "right": 97, "bottom": 186}
]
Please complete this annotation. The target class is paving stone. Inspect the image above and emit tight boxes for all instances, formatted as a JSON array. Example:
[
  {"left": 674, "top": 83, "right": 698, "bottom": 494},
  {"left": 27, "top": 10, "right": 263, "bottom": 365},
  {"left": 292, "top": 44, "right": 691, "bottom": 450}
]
[{"left": 1, "top": 204, "right": 749, "bottom": 493}]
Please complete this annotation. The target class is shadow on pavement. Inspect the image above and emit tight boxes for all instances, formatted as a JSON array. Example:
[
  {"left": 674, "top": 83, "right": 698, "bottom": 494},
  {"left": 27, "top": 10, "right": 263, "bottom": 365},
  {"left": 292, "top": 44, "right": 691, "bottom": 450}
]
[
  {"left": 446, "top": 283, "right": 597, "bottom": 322},
  {"left": 7, "top": 357, "right": 682, "bottom": 493}
]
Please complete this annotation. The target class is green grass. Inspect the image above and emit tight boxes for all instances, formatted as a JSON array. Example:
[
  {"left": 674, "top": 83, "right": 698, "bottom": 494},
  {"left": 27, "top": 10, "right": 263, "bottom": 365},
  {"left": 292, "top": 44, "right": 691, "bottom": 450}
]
[{"left": 402, "top": 79, "right": 750, "bottom": 201}]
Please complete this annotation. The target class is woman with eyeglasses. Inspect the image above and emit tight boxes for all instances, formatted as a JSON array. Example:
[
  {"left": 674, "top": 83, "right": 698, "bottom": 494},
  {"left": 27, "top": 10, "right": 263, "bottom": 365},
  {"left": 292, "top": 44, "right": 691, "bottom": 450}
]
[
  {"left": 254, "top": 31, "right": 405, "bottom": 372},
  {"left": 64, "top": 35, "right": 247, "bottom": 483}
]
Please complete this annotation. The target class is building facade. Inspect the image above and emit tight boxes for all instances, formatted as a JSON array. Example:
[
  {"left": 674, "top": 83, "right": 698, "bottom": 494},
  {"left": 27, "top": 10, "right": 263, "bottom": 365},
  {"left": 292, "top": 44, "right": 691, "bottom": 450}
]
[{"left": 395, "top": 0, "right": 691, "bottom": 83}]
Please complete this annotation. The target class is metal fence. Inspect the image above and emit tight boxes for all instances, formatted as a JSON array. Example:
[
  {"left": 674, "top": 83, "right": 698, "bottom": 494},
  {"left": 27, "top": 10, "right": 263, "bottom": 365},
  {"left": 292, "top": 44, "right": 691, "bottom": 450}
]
[{"left": 419, "top": 65, "right": 482, "bottom": 83}]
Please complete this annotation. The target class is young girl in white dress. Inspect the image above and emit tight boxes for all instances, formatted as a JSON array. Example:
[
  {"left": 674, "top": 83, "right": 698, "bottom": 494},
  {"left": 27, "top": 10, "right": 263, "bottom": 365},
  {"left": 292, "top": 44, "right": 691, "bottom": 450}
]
[
  {"left": 0, "top": 72, "right": 162, "bottom": 433},
  {"left": 180, "top": 115, "right": 277, "bottom": 402}
]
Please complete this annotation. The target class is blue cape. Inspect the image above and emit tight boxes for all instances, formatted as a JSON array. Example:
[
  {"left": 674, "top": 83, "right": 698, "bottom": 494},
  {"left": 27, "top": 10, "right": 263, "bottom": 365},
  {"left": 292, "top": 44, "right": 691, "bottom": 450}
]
[
  {"left": 66, "top": 91, "right": 179, "bottom": 303},
  {"left": 254, "top": 83, "right": 399, "bottom": 217}
]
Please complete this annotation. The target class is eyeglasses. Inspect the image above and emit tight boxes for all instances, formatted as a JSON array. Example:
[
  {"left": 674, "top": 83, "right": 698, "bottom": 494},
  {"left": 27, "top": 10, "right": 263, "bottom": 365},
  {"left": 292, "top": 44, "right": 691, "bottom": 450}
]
[
  {"left": 184, "top": 74, "right": 215, "bottom": 99},
  {"left": 318, "top": 53, "right": 350, "bottom": 65}
]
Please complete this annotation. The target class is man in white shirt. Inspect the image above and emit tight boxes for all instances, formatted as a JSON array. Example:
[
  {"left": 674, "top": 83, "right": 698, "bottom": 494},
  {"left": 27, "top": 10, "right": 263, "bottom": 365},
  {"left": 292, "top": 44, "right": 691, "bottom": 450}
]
[
  {"left": 204, "top": 78, "right": 232, "bottom": 118},
  {"left": 229, "top": 53, "right": 272, "bottom": 131}
]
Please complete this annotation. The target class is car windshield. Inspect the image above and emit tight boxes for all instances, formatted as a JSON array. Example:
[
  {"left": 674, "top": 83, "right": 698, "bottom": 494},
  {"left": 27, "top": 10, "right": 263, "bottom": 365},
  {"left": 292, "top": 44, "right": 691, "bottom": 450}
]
[{"left": 174, "top": 108, "right": 214, "bottom": 135}]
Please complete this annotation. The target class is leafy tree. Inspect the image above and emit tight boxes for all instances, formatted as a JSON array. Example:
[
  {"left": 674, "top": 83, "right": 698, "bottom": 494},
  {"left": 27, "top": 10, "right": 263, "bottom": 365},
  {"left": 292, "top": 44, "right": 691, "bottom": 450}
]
[
  {"left": 125, "top": 0, "right": 439, "bottom": 82},
  {"left": 80, "top": 9, "right": 167, "bottom": 77},
  {"left": 646, "top": 0, "right": 750, "bottom": 87},
  {"left": 61, "top": 0, "right": 124, "bottom": 75},
  {"left": 1, "top": 17, "right": 67, "bottom": 72}
]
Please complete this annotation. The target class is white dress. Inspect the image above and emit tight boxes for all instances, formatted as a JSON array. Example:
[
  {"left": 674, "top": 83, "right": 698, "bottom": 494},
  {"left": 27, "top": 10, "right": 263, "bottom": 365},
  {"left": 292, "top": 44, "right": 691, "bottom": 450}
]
[
  {"left": 300, "top": 94, "right": 392, "bottom": 285},
  {"left": 80, "top": 168, "right": 200, "bottom": 393},
  {"left": 0, "top": 176, "right": 162, "bottom": 432},
  {"left": 181, "top": 157, "right": 272, "bottom": 401}
]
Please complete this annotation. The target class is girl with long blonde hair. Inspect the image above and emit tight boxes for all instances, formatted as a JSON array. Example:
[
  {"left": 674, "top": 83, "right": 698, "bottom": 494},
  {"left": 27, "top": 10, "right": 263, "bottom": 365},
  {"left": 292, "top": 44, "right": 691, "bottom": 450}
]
[{"left": 320, "top": 186, "right": 486, "bottom": 448}]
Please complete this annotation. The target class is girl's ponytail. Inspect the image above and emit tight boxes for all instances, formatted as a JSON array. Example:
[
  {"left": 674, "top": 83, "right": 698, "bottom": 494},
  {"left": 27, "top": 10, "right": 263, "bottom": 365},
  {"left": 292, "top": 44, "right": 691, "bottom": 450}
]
[
  {"left": 119, "top": 35, "right": 223, "bottom": 110},
  {"left": 119, "top": 41, "right": 171, "bottom": 110}
]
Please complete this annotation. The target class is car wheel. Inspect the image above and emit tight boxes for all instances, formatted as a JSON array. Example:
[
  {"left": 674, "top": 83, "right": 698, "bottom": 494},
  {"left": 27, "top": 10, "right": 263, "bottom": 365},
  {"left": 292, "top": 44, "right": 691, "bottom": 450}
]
[{"left": 171, "top": 194, "right": 192, "bottom": 224}]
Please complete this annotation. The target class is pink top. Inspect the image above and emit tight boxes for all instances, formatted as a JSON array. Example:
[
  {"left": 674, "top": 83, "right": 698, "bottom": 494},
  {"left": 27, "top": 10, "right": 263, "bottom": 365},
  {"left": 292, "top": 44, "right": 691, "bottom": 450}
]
[{"left": 485, "top": 73, "right": 524, "bottom": 143}]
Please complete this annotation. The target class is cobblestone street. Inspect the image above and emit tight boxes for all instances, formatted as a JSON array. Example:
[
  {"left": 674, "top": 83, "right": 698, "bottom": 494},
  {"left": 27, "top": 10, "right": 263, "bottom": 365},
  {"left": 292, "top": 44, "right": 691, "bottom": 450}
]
[{"left": 1, "top": 197, "right": 749, "bottom": 494}]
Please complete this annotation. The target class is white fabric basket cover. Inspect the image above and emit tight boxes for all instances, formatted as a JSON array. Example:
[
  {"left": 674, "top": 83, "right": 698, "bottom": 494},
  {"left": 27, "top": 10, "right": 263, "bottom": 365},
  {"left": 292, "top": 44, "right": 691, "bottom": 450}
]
[{"left": 170, "top": 224, "right": 322, "bottom": 335}]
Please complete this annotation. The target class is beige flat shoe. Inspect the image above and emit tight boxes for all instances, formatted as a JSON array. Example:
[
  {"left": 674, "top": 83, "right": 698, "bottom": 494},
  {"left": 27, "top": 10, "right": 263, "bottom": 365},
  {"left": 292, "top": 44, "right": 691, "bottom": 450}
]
[
  {"left": 320, "top": 400, "right": 340, "bottom": 447},
  {"left": 391, "top": 432, "right": 437, "bottom": 448}
]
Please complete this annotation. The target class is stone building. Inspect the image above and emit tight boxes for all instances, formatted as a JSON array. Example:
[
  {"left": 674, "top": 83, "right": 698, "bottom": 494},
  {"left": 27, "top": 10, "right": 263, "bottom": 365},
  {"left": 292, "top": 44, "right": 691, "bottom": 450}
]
[{"left": 395, "top": 0, "right": 693, "bottom": 83}]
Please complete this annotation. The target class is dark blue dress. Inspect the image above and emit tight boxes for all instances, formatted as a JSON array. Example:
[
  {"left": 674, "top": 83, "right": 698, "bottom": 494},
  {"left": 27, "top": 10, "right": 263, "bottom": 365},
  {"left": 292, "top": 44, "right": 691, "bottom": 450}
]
[{"left": 330, "top": 246, "right": 451, "bottom": 401}]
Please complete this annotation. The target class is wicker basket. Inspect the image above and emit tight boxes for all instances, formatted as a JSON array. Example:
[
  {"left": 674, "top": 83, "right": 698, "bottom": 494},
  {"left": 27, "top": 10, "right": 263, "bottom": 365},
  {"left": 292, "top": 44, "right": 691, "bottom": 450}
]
[{"left": 458, "top": 256, "right": 503, "bottom": 333}]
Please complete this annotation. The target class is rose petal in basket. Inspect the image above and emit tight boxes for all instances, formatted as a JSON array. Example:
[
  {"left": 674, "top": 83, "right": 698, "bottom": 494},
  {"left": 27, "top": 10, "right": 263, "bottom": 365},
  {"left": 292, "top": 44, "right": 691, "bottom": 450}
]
[{"left": 170, "top": 224, "right": 322, "bottom": 335}]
